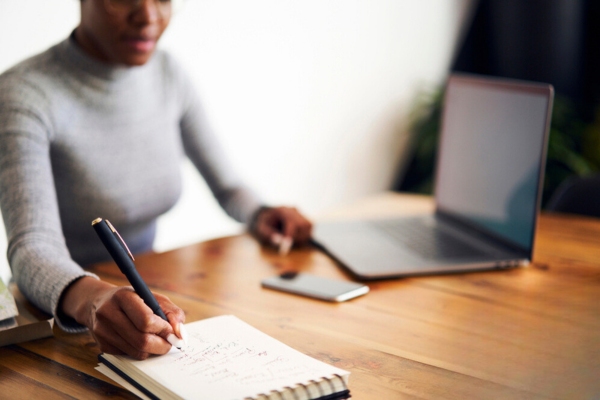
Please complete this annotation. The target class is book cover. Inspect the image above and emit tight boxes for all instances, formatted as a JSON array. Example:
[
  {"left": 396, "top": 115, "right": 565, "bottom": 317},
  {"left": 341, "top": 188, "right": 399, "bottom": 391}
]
[
  {"left": 0, "top": 278, "right": 18, "bottom": 330},
  {"left": 0, "top": 282, "right": 54, "bottom": 347}
]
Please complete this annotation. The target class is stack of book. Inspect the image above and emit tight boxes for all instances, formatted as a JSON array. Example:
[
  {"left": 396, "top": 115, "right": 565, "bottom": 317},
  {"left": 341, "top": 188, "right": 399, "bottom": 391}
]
[{"left": 0, "top": 279, "right": 54, "bottom": 347}]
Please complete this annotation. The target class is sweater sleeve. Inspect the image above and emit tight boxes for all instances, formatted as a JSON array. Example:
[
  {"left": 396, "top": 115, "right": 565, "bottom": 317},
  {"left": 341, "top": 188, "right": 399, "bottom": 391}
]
[
  {"left": 0, "top": 75, "right": 97, "bottom": 333},
  {"left": 171, "top": 58, "right": 264, "bottom": 223}
]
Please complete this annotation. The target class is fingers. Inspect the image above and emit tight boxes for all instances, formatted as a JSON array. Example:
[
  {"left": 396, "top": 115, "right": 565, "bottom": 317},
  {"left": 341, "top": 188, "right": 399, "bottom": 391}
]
[
  {"left": 92, "top": 309, "right": 162, "bottom": 359},
  {"left": 155, "top": 292, "right": 188, "bottom": 343},
  {"left": 91, "top": 287, "right": 183, "bottom": 359},
  {"left": 62, "top": 278, "right": 187, "bottom": 359},
  {"left": 280, "top": 207, "right": 312, "bottom": 244},
  {"left": 253, "top": 213, "right": 281, "bottom": 244},
  {"left": 252, "top": 206, "right": 313, "bottom": 250},
  {"left": 118, "top": 290, "right": 173, "bottom": 337}
]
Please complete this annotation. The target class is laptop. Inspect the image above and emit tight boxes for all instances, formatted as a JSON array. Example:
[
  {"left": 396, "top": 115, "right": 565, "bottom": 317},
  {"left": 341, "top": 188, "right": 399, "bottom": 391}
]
[{"left": 313, "top": 73, "right": 554, "bottom": 280}]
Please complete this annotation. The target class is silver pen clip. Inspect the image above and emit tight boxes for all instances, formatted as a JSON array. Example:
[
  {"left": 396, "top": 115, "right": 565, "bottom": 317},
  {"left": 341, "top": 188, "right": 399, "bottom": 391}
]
[{"left": 105, "top": 219, "right": 135, "bottom": 261}]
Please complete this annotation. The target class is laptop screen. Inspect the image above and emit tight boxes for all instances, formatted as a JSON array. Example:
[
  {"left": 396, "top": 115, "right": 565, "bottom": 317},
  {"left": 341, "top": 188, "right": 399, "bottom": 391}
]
[{"left": 434, "top": 75, "right": 553, "bottom": 252}]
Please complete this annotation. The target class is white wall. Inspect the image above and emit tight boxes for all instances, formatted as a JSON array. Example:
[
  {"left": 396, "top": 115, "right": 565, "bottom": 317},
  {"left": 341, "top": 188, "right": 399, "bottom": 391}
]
[{"left": 0, "top": 0, "right": 472, "bottom": 283}]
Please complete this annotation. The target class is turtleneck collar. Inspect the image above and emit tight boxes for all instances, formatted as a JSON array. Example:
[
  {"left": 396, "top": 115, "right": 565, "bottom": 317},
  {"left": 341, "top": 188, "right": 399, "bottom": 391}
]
[{"left": 56, "top": 31, "right": 153, "bottom": 83}]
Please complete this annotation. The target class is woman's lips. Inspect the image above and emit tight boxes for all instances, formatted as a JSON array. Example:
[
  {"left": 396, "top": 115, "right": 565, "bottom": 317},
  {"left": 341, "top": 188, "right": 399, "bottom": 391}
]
[{"left": 123, "top": 37, "right": 156, "bottom": 53}]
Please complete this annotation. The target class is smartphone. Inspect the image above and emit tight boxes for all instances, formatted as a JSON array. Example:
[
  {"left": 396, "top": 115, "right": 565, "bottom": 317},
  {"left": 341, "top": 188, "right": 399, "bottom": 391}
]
[{"left": 261, "top": 272, "right": 369, "bottom": 302}]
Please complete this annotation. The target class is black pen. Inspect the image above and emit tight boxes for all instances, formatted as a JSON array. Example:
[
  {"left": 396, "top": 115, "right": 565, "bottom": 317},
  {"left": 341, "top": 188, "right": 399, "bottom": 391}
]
[{"left": 91, "top": 218, "right": 187, "bottom": 351}]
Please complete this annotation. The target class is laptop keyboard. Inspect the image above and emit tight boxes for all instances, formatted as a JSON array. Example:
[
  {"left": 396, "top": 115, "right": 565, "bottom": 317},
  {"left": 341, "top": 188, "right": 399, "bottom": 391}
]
[{"left": 371, "top": 219, "right": 489, "bottom": 259}]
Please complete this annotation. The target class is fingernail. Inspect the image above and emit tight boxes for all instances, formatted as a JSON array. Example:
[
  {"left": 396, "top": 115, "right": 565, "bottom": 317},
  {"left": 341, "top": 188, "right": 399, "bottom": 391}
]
[
  {"left": 178, "top": 322, "right": 189, "bottom": 345},
  {"left": 279, "top": 237, "right": 293, "bottom": 255},
  {"left": 271, "top": 233, "right": 283, "bottom": 245},
  {"left": 167, "top": 333, "right": 185, "bottom": 351}
]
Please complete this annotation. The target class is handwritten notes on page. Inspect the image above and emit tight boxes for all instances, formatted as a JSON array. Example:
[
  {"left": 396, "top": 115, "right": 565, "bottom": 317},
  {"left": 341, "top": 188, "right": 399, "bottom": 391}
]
[{"left": 100, "top": 315, "right": 349, "bottom": 400}]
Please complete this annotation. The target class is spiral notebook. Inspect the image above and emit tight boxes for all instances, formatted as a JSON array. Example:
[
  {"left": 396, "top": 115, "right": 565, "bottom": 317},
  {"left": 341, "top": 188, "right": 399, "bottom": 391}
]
[{"left": 96, "top": 315, "right": 351, "bottom": 400}]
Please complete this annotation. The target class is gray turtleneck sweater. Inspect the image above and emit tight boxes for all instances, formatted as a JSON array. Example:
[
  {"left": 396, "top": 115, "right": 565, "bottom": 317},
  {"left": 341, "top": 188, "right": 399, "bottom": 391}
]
[{"left": 0, "top": 35, "right": 262, "bottom": 332}]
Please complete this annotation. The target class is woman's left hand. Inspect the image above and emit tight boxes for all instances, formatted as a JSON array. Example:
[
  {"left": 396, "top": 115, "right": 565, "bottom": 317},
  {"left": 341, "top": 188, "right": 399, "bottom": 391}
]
[{"left": 251, "top": 206, "right": 313, "bottom": 253}]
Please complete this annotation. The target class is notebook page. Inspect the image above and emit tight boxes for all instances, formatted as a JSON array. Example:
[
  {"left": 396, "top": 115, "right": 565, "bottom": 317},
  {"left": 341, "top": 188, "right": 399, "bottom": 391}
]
[{"left": 111, "top": 315, "right": 349, "bottom": 400}]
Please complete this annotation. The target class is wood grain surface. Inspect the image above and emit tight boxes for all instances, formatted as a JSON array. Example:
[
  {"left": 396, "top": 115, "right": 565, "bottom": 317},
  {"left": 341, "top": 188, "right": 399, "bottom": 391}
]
[{"left": 1, "top": 193, "right": 598, "bottom": 399}]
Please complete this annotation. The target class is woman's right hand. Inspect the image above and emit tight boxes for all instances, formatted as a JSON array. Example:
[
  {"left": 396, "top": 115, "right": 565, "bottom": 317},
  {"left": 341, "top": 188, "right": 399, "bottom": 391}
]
[{"left": 60, "top": 276, "right": 185, "bottom": 359}]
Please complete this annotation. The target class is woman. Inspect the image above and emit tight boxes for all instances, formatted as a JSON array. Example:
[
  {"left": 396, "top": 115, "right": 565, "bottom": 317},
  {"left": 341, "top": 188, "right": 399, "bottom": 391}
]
[{"left": 0, "top": 0, "right": 311, "bottom": 359}]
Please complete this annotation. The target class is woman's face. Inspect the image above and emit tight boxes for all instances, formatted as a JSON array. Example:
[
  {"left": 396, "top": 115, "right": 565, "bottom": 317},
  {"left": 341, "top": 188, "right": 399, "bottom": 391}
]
[{"left": 76, "top": 0, "right": 172, "bottom": 66}]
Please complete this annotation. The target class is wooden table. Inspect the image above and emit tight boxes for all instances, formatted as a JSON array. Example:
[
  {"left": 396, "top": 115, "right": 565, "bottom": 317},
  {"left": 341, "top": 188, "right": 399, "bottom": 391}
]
[{"left": 1, "top": 193, "right": 599, "bottom": 399}]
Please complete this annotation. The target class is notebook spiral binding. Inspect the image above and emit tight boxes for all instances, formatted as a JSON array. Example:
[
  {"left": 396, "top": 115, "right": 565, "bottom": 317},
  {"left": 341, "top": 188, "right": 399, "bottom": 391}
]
[{"left": 249, "top": 374, "right": 351, "bottom": 400}]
